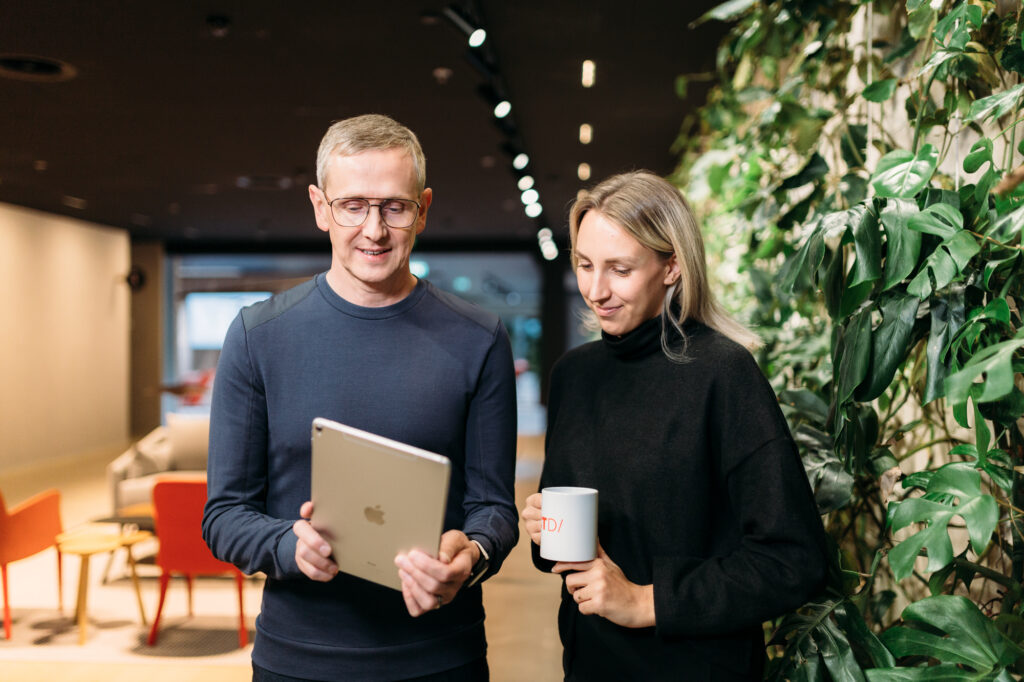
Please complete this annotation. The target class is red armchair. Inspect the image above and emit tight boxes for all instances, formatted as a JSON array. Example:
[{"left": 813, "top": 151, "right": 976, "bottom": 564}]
[{"left": 0, "top": 488, "right": 63, "bottom": 639}]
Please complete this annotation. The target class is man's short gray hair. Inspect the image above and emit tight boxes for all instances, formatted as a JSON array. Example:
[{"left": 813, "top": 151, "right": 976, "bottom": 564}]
[{"left": 315, "top": 114, "right": 426, "bottom": 192}]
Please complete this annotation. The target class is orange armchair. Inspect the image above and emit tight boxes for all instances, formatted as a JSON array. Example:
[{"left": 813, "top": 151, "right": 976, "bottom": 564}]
[
  {"left": 0, "top": 488, "right": 63, "bottom": 640},
  {"left": 147, "top": 480, "right": 247, "bottom": 647}
]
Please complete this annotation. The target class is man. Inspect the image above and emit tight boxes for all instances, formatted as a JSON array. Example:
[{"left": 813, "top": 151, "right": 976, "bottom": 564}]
[{"left": 203, "top": 114, "right": 519, "bottom": 681}]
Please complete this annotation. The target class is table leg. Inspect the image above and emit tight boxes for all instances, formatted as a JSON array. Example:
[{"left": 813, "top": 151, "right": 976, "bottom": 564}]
[
  {"left": 125, "top": 546, "right": 147, "bottom": 625},
  {"left": 75, "top": 553, "right": 91, "bottom": 646}
]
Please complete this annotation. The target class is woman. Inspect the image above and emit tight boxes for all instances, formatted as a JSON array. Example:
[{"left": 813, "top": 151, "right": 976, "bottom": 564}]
[{"left": 522, "top": 171, "right": 827, "bottom": 681}]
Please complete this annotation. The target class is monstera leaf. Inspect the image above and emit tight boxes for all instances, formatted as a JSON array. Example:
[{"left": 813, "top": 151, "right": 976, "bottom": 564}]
[
  {"left": 865, "top": 596, "right": 1024, "bottom": 679},
  {"left": 945, "top": 329, "right": 1024, "bottom": 405},
  {"left": 887, "top": 463, "right": 998, "bottom": 582},
  {"left": 871, "top": 145, "right": 938, "bottom": 198}
]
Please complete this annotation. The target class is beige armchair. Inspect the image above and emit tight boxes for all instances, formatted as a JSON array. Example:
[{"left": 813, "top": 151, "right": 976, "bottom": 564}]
[{"left": 106, "top": 413, "right": 209, "bottom": 515}]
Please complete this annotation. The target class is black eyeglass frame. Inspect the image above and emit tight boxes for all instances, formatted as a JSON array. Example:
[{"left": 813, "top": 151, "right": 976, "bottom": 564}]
[{"left": 323, "top": 195, "right": 423, "bottom": 230}]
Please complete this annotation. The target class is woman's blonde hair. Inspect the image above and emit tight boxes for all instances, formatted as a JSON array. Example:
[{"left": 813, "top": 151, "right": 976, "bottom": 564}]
[{"left": 568, "top": 171, "right": 761, "bottom": 360}]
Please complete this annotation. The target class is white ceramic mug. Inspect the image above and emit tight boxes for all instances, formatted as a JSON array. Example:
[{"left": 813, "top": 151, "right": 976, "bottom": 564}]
[{"left": 539, "top": 486, "right": 598, "bottom": 562}]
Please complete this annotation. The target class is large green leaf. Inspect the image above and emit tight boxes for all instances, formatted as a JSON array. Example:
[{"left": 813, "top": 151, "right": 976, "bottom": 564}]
[
  {"left": 874, "top": 596, "right": 1024, "bottom": 673},
  {"left": 781, "top": 152, "right": 829, "bottom": 190},
  {"left": 841, "top": 125, "right": 867, "bottom": 170},
  {"left": 907, "top": 203, "right": 963, "bottom": 239},
  {"left": 848, "top": 206, "right": 882, "bottom": 287},
  {"left": 768, "top": 599, "right": 868, "bottom": 682},
  {"left": 987, "top": 204, "right": 1024, "bottom": 243},
  {"left": 871, "top": 145, "right": 938, "bottom": 199},
  {"left": 966, "top": 83, "right": 1024, "bottom": 124},
  {"left": 907, "top": 4, "right": 935, "bottom": 40},
  {"left": 880, "top": 199, "right": 922, "bottom": 290},
  {"left": 779, "top": 220, "right": 825, "bottom": 295},
  {"left": 833, "top": 600, "right": 896, "bottom": 669},
  {"left": 780, "top": 388, "right": 830, "bottom": 426},
  {"left": 945, "top": 329, "right": 1024, "bottom": 405},
  {"left": 924, "top": 288, "right": 965, "bottom": 404},
  {"left": 836, "top": 307, "right": 873, "bottom": 406},
  {"left": 866, "top": 664, "right": 971, "bottom": 680},
  {"left": 932, "top": 2, "right": 982, "bottom": 51},
  {"left": 694, "top": 0, "right": 757, "bottom": 25},
  {"left": 842, "top": 207, "right": 881, "bottom": 316},
  {"left": 963, "top": 138, "right": 993, "bottom": 173},
  {"left": 854, "top": 293, "right": 921, "bottom": 402},
  {"left": 863, "top": 79, "right": 897, "bottom": 103},
  {"left": 906, "top": 231, "right": 980, "bottom": 298},
  {"left": 797, "top": 424, "right": 853, "bottom": 514},
  {"left": 888, "top": 463, "right": 998, "bottom": 581}
]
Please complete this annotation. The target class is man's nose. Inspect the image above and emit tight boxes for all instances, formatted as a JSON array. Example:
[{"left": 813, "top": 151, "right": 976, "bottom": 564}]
[{"left": 361, "top": 208, "right": 389, "bottom": 240}]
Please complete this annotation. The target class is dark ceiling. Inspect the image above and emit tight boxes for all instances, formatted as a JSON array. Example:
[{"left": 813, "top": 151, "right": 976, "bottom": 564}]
[{"left": 0, "top": 1, "right": 725, "bottom": 253}]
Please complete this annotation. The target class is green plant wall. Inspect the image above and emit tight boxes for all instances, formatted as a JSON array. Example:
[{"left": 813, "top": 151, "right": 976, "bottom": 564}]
[{"left": 680, "top": 0, "right": 1024, "bottom": 678}]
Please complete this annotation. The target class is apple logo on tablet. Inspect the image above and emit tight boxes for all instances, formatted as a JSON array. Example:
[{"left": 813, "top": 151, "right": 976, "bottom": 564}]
[{"left": 364, "top": 505, "right": 385, "bottom": 525}]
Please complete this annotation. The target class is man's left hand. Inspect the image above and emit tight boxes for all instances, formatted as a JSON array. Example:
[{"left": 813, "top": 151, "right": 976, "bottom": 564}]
[{"left": 395, "top": 530, "right": 479, "bottom": 617}]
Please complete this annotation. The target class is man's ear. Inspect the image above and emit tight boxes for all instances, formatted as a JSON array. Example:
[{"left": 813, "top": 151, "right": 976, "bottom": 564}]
[
  {"left": 414, "top": 187, "right": 433, "bottom": 236},
  {"left": 309, "top": 184, "right": 331, "bottom": 233}
]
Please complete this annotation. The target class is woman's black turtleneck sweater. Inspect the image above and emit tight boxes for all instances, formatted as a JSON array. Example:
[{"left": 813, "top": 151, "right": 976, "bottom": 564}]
[{"left": 532, "top": 315, "right": 827, "bottom": 681}]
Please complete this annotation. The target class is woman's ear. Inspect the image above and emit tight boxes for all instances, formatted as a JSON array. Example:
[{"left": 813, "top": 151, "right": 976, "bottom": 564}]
[{"left": 663, "top": 254, "right": 681, "bottom": 286}]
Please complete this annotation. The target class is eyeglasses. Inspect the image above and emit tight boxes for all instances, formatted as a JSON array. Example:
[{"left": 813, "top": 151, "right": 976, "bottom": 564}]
[{"left": 325, "top": 196, "right": 421, "bottom": 229}]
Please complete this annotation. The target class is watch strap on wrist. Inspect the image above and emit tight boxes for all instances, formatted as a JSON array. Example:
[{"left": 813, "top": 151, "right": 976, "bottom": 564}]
[{"left": 465, "top": 539, "right": 490, "bottom": 588}]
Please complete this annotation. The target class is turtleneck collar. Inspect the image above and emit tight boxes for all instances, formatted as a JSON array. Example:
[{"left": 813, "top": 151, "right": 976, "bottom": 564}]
[
  {"left": 601, "top": 311, "right": 704, "bottom": 360},
  {"left": 601, "top": 314, "right": 664, "bottom": 360}
]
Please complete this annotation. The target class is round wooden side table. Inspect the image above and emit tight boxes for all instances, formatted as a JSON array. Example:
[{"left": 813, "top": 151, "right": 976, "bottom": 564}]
[{"left": 56, "top": 529, "right": 152, "bottom": 645}]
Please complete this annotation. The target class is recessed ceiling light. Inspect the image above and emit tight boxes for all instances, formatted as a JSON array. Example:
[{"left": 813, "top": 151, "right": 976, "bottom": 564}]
[
  {"left": 0, "top": 54, "right": 77, "bottom": 82},
  {"left": 432, "top": 67, "right": 453, "bottom": 85},
  {"left": 578, "top": 163, "right": 591, "bottom": 181},
  {"left": 581, "top": 60, "right": 595, "bottom": 88}
]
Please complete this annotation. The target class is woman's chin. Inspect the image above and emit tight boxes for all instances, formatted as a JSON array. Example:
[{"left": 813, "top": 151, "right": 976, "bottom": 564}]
[{"left": 597, "top": 318, "right": 635, "bottom": 337}]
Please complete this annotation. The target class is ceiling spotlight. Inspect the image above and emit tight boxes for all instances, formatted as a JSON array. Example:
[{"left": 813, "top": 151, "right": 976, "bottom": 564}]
[
  {"left": 493, "top": 100, "right": 511, "bottom": 118},
  {"left": 521, "top": 188, "right": 539, "bottom": 205},
  {"left": 578, "top": 162, "right": 591, "bottom": 181},
  {"left": 517, "top": 175, "right": 534, "bottom": 191},
  {"left": 541, "top": 241, "right": 559, "bottom": 260},
  {"left": 537, "top": 227, "right": 553, "bottom": 241},
  {"left": 513, "top": 153, "right": 529, "bottom": 170},
  {"left": 525, "top": 202, "right": 542, "bottom": 218},
  {"left": 443, "top": 5, "right": 486, "bottom": 48},
  {"left": 582, "top": 60, "right": 596, "bottom": 88},
  {"left": 579, "top": 123, "right": 593, "bottom": 144},
  {"left": 61, "top": 195, "right": 87, "bottom": 209}
]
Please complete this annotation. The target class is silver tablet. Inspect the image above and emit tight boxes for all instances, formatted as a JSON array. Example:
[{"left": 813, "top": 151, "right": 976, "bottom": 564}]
[{"left": 309, "top": 417, "right": 451, "bottom": 591}]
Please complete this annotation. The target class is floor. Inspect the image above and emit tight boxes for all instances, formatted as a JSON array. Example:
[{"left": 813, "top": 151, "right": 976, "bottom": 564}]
[{"left": 0, "top": 435, "right": 563, "bottom": 682}]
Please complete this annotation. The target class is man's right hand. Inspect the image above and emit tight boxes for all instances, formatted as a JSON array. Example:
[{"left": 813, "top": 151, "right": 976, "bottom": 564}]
[{"left": 293, "top": 500, "right": 339, "bottom": 581}]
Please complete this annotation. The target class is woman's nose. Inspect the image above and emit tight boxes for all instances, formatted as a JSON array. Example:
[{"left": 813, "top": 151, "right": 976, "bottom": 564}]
[{"left": 587, "top": 272, "right": 609, "bottom": 302}]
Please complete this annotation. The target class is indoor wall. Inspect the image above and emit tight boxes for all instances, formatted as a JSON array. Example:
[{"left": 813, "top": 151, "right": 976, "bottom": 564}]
[{"left": 0, "top": 202, "right": 131, "bottom": 475}]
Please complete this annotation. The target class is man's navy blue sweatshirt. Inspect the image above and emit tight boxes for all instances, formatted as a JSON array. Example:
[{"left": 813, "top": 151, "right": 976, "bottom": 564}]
[{"left": 203, "top": 274, "right": 519, "bottom": 681}]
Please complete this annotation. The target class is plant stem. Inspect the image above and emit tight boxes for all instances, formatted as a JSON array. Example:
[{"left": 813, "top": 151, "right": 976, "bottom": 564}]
[
  {"left": 1009, "top": 429, "right": 1024, "bottom": 595},
  {"left": 954, "top": 557, "right": 1023, "bottom": 602},
  {"left": 912, "top": 69, "right": 940, "bottom": 154},
  {"left": 901, "top": 437, "right": 962, "bottom": 458}
]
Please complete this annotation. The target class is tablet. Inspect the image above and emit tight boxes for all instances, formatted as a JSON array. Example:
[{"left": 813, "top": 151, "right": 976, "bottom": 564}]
[{"left": 309, "top": 417, "right": 451, "bottom": 591}]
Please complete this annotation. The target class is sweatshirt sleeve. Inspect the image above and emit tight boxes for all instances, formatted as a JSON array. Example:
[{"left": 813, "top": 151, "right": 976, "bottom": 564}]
[
  {"left": 460, "top": 321, "right": 520, "bottom": 577},
  {"left": 201, "top": 313, "right": 303, "bottom": 580},
  {"left": 651, "top": 354, "right": 828, "bottom": 636}
]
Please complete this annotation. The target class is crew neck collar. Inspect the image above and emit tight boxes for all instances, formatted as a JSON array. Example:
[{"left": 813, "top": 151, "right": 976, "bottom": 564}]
[{"left": 316, "top": 272, "right": 428, "bottom": 319}]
